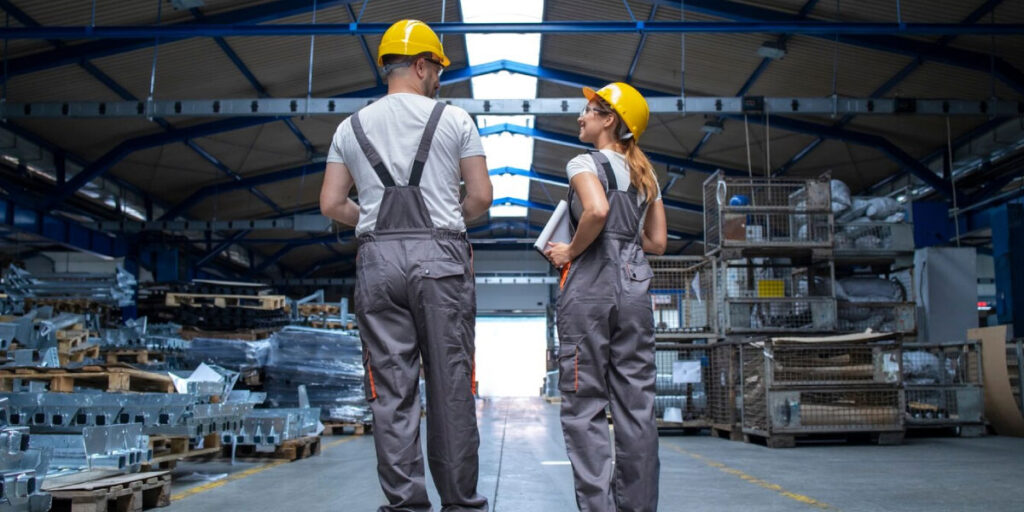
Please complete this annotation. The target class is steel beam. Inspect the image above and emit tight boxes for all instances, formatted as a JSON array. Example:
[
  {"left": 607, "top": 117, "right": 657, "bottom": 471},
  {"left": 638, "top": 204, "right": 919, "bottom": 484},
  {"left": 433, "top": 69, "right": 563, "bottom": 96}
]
[
  {"left": 641, "top": 0, "right": 1024, "bottom": 95},
  {"left": 4, "top": 22, "right": 1024, "bottom": 39},
  {"left": 2, "top": 0, "right": 358, "bottom": 81},
  {"left": 775, "top": 0, "right": 1008, "bottom": 176}
]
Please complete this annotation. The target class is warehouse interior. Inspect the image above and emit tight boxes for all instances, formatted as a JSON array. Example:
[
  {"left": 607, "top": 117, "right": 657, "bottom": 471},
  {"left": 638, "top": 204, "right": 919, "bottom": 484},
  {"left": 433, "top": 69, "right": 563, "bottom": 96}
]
[{"left": 0, "top": 0, "right": 1023, "bottom": 510}]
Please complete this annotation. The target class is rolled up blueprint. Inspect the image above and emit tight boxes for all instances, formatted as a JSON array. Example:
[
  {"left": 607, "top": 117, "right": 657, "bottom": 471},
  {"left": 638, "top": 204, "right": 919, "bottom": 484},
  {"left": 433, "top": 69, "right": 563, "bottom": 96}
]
[{"left": 533, "top": 200, "right": 572, "bottom": 258}]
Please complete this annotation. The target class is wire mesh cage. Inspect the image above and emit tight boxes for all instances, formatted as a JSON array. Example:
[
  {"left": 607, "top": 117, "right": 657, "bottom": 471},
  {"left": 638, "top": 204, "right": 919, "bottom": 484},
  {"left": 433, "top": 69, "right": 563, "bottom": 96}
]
[
  {"left": 715, "top": 257, "right": 837, "bottom": 334},
  {"left": 745, "top": 389, "right": 905, "bottom": 433},
  {"left": 717, "top": 258, "right": 835, "bottom": 299},
  {"left": 655, "top": 345, "right": 711, "bottom": 425},
  {"left": 904, "top": 341, "right": 984, "bottom": 428},
  {"left": 740, "top": 339, "right": 905, "bottom": 435},
  {"left": 721, "top": 299, "right": 837, "bottom": 333},
  {"left": 649, "top": 257, "right": 714, "bottom": 337},
  {"left": 708, "top": 342, "right": 742, "bottom": 429},
  {"left": 834, "top": 222, "right": 914, "bottom": 254},
  {"left": 757, "top": 342, "right": 903, "bottom": 387},
  {"left": 835, "top": 268, "right": 915, "bottom": 334},
  {"left": 703, "top": 172, "right": 833, "bottom": 254}
]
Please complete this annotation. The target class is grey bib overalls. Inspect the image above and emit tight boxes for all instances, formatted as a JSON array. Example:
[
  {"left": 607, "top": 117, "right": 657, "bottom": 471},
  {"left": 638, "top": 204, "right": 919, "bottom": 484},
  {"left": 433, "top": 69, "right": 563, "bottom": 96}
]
[
  {"left": 352, "top": 102, "right": 488, "bottom": 512},
  {"left": 557, "top": 151, "right": 660, "bottom": 512}
]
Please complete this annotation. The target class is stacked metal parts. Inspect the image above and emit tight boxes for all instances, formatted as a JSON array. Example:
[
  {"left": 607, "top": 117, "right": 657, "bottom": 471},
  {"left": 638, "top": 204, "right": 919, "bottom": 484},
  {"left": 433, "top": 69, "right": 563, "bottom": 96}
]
[
  {"left": 903, "top": 341, "right": 985, "bottom": 435},
  {"left": 739, "top": 334, "right": 905, "bottom": 447},
  {"left": 2, "top": 265, "right": 136, "bottom": 308},
  {"left": 0, "top": 310, "right": 97, "bottom": 368},
  {"left": 264, "top": 326, "right": 369, "bottom": 423},
  {"left": 93, "top": 317, "right": 190, "bottom": 371},
  {"left": 0, "top": 399, "right": 52, "bottom": 512},
  {"left": 0, "top": 390, "right": 252, "bottom": 442},
  {"left": 223, "top": 390, "right": 319, "bottom": 454}
]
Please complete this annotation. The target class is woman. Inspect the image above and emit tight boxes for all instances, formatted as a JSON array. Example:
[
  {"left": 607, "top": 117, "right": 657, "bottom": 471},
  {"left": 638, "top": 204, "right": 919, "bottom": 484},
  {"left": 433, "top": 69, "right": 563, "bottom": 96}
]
[{"left": 544, "top": 82, "right": 667, "bottom": 512}]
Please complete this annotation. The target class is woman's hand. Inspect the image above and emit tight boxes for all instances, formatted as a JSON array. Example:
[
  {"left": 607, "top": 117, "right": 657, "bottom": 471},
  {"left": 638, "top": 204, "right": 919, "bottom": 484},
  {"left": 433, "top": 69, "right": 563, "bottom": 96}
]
[{"left": 544, "top": 242, "right": 574, "bottom": 268}]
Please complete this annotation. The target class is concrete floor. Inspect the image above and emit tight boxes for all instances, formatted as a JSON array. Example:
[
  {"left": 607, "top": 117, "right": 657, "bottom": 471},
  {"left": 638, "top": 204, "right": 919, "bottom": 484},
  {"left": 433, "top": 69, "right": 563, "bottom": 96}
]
[{"left": 163, "top": 398, "right": 1024, "bottom": 511}]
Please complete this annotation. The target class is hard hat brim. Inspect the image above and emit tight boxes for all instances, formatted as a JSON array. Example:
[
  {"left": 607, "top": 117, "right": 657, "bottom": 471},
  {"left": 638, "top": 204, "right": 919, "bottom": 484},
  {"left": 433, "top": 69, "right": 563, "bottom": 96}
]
[{"left": 581, "top": 87, "right": 598, "bottom": 102}]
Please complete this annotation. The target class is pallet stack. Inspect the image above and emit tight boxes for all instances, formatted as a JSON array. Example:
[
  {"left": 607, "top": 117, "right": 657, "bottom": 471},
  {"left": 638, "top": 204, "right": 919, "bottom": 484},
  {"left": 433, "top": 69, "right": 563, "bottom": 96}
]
[
  {"left": 699, "top": 173, "right": 911, "bottom": 447},
  {"left": 163, "top": 280, "right": 289, "bottom": 335}
]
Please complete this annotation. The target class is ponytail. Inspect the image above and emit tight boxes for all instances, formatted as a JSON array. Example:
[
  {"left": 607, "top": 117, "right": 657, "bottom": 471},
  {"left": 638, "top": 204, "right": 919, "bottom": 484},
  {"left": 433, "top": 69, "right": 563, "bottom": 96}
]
[{"left": 622, "top": 137, "right": 658, "bottom": 203}]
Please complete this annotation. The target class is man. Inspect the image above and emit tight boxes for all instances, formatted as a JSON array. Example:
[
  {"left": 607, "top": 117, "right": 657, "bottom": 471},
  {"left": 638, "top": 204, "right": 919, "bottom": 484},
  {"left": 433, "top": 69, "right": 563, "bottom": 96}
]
[{"left": 319, "top": 19, "right": 492, "bottom": 512}]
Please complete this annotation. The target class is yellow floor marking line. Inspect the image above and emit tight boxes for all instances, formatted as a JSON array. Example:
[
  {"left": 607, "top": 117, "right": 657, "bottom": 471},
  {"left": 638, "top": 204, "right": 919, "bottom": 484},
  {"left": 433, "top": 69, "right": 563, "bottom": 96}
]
[
  {"left": 663, "top": 443, "right": 838, "bottom": 511},
  {"left": 171, "top": 436, "right": 359, "bottom": 502}
]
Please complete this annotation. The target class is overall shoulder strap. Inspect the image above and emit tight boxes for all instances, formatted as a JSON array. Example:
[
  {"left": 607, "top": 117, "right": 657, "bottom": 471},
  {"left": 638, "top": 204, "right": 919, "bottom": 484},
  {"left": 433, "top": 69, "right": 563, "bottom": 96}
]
[
  {"left": 588, "top": 150, "right": 617, "bottom": 190},
  {"left": 350, "top": 111, "right": 396, "bottom": 187},
  {"left": 408, "top": 102, "right": 448, "bottom": 187}
]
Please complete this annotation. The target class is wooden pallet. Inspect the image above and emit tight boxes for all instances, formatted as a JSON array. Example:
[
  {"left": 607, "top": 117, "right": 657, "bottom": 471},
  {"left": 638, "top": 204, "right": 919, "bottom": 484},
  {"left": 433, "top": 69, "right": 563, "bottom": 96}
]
[
  {"left": 103, "top": 349, "right": 167, "bottom": 365},
  {"left": 710, "top": 424, "right": 745, "bottom": 441},
  {"left": 165, "top": 293, "right": 285, "bottom": 310},
  {"left": 0, "top": 365, "right": 175, "bottom": 393},
  {"left": 296, "top": 304, "right": 341, "bottom": 315},
  {"left": 309, "top": 319, "right": 354, "bottom": 330},
  {"left": 61, "top": 344, "right": 101, "bottom": 366},
  {"left": 47, "top": 471, "right": 170, "bottom": 512},
  {"left": 142, "top": 433, "right": 222, "bottom": 471},
  {"left": 656, "top": 420, "right": 711, "bottom": 433},
  {"left": 322, "top": 422, "right": 371, "bottom": 436},
  {"left": 179, "top": 328, "right": 277, "bottom": 341},
  {"left": 741, "top": 430, "right": 905, "bottom": 448},
  {"left": 226, "top": 434, "right": 322, "bottom": 461}
]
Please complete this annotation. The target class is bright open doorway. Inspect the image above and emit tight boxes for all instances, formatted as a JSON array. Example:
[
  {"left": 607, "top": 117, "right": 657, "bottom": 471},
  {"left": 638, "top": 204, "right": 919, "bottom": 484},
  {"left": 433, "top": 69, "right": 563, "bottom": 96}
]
[{"left": 474, "top": 316, "right": 547, "bottom": 397}]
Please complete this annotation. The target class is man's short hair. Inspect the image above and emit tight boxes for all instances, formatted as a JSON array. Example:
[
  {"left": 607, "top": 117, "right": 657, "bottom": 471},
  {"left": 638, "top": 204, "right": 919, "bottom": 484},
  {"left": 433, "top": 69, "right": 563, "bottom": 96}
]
[{"left": 380, "top": 52, "right": 434, "bottom": 79}]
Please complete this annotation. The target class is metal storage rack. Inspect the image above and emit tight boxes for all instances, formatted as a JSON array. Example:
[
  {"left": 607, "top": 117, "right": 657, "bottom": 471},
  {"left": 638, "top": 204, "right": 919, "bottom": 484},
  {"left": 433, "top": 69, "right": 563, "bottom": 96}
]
[
  {"left": 903, "top": 341, "right": 985, "bottom": 436},
  {"left": 739, "top": 336, "right": 905, "bottom": 447}
]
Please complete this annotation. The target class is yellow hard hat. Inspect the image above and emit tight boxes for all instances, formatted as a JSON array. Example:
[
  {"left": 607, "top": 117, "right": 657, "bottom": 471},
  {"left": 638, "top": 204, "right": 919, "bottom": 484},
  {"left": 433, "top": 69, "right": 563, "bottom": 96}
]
[
  {"left": 377, "top": 19, "right": 450, "bottom": 68},
  {"left": 582, "top": 82, "right": 649, "bottom": 140}
]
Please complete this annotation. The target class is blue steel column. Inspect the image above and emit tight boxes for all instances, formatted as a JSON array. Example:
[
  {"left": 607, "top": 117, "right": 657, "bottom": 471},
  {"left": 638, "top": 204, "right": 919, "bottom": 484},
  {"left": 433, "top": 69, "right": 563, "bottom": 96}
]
[{"left": 991, "top": 203, "right": 1024, "bottom": 329}]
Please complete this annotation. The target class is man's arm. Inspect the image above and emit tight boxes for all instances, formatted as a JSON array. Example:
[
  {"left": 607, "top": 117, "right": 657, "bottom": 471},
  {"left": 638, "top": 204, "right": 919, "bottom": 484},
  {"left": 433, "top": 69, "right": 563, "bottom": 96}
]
[
  {"left": 460, "top": 155, "right": 492, "bottom": 221},
  {"left": 319, "top": 162, "right": 360, "bottom": 226}
]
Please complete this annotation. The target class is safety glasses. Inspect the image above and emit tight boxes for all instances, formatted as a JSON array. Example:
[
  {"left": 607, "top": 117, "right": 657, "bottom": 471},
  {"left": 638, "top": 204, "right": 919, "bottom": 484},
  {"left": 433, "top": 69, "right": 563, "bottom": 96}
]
[{"left": 579, "top": 105, "right": 611, "bottom": 117}]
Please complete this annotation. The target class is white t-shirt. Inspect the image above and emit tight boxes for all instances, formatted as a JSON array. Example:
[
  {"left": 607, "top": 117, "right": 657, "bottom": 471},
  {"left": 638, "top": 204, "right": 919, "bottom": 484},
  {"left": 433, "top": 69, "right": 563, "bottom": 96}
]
[
  {"left": 566, "top": 149, "right": 662, "bottom": 214},
  {"left": 327, "top": 93, "right": 485, "bottom": 236}
]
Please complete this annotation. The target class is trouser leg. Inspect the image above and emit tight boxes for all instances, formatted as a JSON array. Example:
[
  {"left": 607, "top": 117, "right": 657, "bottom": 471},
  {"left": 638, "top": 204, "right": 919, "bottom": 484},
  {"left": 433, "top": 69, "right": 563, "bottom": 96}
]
[
  {"left": 414, "top": 246, "right": 488, "bottom": 512},
  {"left": 357, "top": 254, "right": 432, "bottom": 512},
  {"left": 558, "top": 302, "right": 615, "bottom": 512},
  {"left": 607, "top": 295, "right": 659, "bottom": 512}
]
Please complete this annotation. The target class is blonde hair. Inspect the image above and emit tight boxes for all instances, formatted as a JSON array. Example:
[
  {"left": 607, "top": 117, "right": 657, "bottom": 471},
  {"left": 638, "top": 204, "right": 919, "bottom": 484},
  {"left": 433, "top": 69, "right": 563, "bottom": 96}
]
[
  {"left": 610, "top": 112, "right": 659, "bottom": 201},
  {"left": 596, "top": 97, "right": 658, "bottom": 203}
]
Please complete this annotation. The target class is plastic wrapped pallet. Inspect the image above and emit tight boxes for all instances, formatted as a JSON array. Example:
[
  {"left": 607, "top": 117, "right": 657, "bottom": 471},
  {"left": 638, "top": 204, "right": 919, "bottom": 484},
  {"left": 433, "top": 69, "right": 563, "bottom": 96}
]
[
  {"left": 264, "top": 326, "right": 370, "bottom": 423},
  {"left": 186, "top": 337, "right": 271, "bottom": 372}
]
